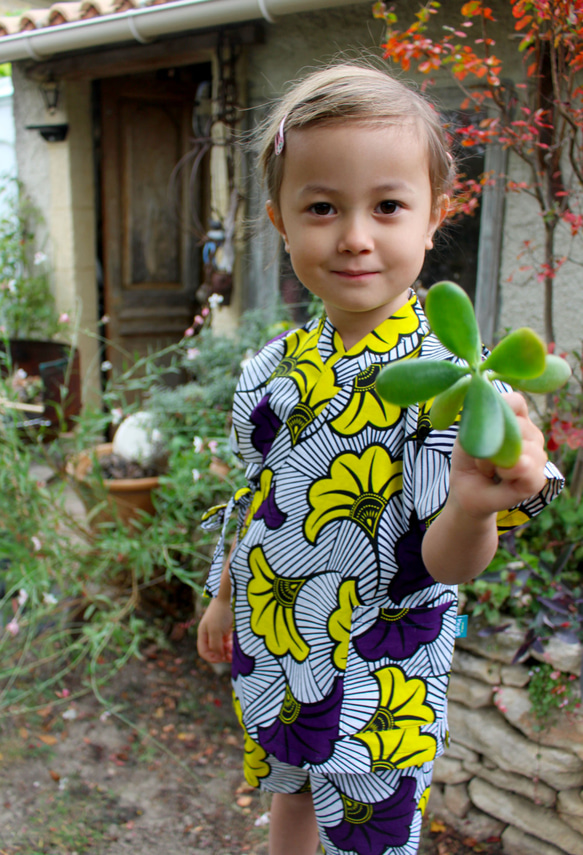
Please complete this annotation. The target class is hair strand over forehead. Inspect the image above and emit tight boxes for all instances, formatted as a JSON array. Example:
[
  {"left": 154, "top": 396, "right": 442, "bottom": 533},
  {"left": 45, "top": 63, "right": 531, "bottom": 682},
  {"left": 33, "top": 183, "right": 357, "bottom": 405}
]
[{"left": 257, "top": 62, "right": 455, "bottom": 212}]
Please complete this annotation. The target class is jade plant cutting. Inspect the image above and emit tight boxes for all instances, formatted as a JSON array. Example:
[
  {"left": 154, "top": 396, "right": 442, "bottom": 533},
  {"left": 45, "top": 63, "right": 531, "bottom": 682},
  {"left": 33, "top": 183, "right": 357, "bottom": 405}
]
[{"left": 376, "top": 281, "right": 572, "bottom": 468}]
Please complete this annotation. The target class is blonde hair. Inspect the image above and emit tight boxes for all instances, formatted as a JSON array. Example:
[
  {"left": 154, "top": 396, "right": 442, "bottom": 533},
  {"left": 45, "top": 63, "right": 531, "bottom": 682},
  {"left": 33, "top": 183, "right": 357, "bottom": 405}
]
[{"left": 258, "top": 63, "right": 455, "bottom": 213}]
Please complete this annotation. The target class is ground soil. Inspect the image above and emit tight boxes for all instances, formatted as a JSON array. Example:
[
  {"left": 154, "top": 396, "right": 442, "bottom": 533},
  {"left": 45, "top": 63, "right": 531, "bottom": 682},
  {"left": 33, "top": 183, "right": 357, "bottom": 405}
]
[{"left": 0, "top": 641, "right": 504, "bottom": 855}]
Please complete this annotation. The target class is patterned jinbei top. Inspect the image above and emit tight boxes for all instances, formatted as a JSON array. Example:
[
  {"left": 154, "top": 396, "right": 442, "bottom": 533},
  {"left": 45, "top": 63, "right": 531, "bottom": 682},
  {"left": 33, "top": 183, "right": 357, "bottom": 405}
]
[{"left": 203, "top": 293, "right": 563, "bottom": 782}]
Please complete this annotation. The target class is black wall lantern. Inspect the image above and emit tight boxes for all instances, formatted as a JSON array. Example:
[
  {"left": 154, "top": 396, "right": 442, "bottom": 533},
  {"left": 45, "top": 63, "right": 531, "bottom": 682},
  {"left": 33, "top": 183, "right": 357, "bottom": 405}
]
[{"left": 26, "top": 77, "right": 68, "bottom": 142}]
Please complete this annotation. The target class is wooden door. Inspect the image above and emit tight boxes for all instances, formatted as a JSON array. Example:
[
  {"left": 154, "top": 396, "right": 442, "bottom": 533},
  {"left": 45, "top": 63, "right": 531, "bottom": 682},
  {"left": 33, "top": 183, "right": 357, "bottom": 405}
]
[{"left": 100, "top": 66, "right": 210, "bottom": 376}]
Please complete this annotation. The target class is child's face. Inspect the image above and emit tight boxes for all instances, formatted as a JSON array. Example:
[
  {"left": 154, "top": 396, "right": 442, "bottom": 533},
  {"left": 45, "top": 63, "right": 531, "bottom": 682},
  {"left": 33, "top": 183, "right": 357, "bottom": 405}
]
[{"left": 267, "top": 122, "right": 447, "bottom": 345}]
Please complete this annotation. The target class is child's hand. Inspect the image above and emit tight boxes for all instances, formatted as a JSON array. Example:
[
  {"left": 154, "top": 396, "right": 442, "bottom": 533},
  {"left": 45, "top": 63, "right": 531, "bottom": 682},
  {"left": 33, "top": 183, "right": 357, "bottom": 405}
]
[
  {"left": 197, "top": 597, "right": 233, "bottom": 664},
  {"left": 449, "top": 391, "right": 548, "bottom": 519}
]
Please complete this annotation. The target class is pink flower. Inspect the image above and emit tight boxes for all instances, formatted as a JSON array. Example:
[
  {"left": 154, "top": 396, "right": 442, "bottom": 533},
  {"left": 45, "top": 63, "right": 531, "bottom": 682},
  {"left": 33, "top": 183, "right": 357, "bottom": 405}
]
[
  {"left": 201, "top": 307, "right": 210, "bottom": 317},
  {"left": 186, "top": 348, "right": 200, "bottom": 360},
  {"left": 6, "top": 619, "right": 19, "bottom": 636},
  {"left": 194, "top": 315, "right": 204, "bottom": 325},
  {"left": 32, "top": 536, "right": 42, "bottom": 551},
  {"left": 208, "top": 440, "right": 218, "bottom": 453},
  {"left": 58, "top": 313, "right": 70, "bottom": 324},
  {"left": 184, "top": 327, "right": 195, "bottom": 338}
]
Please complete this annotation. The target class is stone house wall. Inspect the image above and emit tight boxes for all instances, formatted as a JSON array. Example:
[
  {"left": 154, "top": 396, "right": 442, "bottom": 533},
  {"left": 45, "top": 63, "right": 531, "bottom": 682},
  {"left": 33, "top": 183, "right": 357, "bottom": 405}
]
[{"left": 431, "top": 617, "right": 583, "bottom": 854}]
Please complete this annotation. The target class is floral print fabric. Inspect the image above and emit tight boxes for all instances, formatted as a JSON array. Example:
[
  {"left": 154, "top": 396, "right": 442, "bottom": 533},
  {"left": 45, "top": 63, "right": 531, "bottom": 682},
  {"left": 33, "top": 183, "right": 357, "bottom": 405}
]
[{"left": 205, "top": 294, "right": 563, "bottom": 781}]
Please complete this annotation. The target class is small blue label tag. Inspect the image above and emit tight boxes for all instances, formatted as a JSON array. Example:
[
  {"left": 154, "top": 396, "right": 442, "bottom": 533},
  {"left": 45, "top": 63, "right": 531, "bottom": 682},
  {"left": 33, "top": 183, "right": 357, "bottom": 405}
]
[{"left": 455, "top": 615, "right": 468, "bottom": 638}]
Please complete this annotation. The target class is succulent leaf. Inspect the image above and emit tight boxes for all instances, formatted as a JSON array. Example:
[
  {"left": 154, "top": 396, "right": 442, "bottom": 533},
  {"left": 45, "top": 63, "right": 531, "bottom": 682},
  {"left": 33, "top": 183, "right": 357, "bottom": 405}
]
[
  {"left": 375, "top": 359, "right": 467, "bottom": 408},
  {"left": 429, "top": 375, "right": 471, "bottom": 431},
  {"left": 489, "top": 396, "right": 523, "bottom": 468},
  {"left": 500, "top": 354, "right": 572, "bottom": 394},
  {"left": 482, "top": 328, "right": 546, "bottom": 379},
  {"left": 458, "top": 374, "right": 504, "bottom": 459},
  {"left": 424, "top": 281, "right": 482, "bottom": 365}
]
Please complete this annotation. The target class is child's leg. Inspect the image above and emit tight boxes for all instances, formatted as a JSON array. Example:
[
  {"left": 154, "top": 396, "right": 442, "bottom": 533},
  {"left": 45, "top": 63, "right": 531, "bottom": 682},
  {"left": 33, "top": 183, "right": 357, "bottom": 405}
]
[{"left": 269, "top": 792, "right": 321, "bottom": 855}]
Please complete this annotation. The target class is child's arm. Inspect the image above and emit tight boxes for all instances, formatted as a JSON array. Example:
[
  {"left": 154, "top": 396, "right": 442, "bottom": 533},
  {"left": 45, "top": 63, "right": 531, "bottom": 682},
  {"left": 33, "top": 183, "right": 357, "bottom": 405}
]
[
  {"left": 421, "top": 392, "right": 548, "bottom": 585},
  {"left": 197, "top": 541, "right": 234, "bottom": 663}
]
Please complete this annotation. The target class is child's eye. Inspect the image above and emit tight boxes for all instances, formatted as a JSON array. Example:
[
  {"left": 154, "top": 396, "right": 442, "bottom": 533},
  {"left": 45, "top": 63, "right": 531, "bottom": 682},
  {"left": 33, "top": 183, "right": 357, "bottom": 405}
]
[
  {"left": 309, "top": 202, "right": 334, "bottom": 216},
  {"left": 377, "top": 200, "right": 400, "bottom": 215}
]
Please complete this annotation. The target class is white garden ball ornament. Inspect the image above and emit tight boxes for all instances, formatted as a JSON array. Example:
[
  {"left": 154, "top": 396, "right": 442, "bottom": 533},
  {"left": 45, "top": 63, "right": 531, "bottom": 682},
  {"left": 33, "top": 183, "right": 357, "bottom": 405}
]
[{"left": 112, "top": 411, "right": 164, "bottom": 466}]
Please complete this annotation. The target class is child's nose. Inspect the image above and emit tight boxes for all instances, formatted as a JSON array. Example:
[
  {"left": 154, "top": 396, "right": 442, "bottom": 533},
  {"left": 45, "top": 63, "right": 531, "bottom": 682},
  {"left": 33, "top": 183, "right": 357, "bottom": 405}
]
[{"left": 337, "top": 214, "right": 374, "bottom": 254}]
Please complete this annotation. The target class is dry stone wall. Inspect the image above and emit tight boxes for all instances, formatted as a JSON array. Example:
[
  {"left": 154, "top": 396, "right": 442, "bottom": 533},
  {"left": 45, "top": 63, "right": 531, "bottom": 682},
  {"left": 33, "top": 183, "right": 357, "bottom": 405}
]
[{"left": 429, "top": 617, "right": 583, "bottom": 854}]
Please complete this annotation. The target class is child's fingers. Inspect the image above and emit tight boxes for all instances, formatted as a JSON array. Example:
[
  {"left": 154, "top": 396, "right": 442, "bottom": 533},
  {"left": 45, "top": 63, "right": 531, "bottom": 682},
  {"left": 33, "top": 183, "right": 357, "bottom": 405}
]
[{"left": 492, "top": 392, "right": 548, "bottom": 494}]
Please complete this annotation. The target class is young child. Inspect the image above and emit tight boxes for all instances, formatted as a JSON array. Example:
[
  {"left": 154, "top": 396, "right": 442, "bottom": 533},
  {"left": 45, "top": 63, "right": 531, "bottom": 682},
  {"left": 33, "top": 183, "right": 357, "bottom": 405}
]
[{"left": 197, "top": 63, "right": 562, "bottom": 855}]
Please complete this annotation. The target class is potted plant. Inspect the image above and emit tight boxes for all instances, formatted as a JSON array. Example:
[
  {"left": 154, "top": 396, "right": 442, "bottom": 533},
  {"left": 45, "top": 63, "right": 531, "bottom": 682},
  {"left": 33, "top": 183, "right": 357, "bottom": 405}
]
[{"left": 0, "top": 180, "right": 79, "bottom": 435}]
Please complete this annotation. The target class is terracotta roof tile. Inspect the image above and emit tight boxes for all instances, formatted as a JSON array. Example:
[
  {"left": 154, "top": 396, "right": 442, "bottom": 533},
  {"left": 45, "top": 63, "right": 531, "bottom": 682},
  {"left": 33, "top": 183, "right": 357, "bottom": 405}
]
[{"left": 0, "top": 0, "right": 167, "bottom": 38}]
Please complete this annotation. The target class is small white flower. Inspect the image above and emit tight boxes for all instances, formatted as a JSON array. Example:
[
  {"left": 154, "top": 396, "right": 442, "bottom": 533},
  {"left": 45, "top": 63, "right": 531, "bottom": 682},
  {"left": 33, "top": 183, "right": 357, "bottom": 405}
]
[
  {"left": 100, "top": 710, "right": 111, "bottom": 722},
  {"left": 101, "top": 314, "right": 110, "bottom": 324},
  {"left": 34, "top": 251, "right": 47, "bottom": 265},
  {"left": 192, "top": 436, "right": 203, "bottom": 453},
  {"left": 208, "top": 440, "right": 218, "bottom": 454},
  {"left": 111, "top": 407, "right": 123, "bottom": 425},
  {"left": 208, "top": 293, "right": 224, "bottom": 310},
  {"left": 32, "top": 536, "right": 42, "bottom": 552},
  {"left": 186, "top": 347, "right": 200, "bottom": 360},
  {"left": 6, "top": 619, "right": 19, "bottom": 636},
  {"left": 43, "top": 592, "right": 57, "bottom": 606},
  {"left": 62, "top": 708, "right": 77, "bottom": 720},
  {"left": 58, "top": 777, "right": 69, "bottom": 791},
  {"left": 254, "top": 812, "right": 270, "bottom": 827},
  {"left": 192, "top": 469, "right": 201, "bottom": 483},
  {"left": 7, "top": 278, "right": 17, "bottom": 293},
  {"left": 15, "top": 368, "right": 28, "bottom": 379},
  {"left": 17, "top": 589, "right": 28, "bottom": 607},
  {"left": 101, "top": 360, "right": 113, "bottom": 371}
]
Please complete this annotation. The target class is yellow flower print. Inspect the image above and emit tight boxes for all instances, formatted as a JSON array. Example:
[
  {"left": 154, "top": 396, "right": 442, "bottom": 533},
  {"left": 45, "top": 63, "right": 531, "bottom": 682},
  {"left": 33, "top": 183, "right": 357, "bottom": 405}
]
[
  {"left": 287, "top": 367, "right": 340, "bottom": 445},
  {"left": 328, "top": 580, "right": 361, "bottom": 671},
  {"left": 346, "top": 299, "right": 421, "bottom": 356},
  {"left": 247, "top": 546, "right": 310, "bottom": 662},
  {"left": 418, "top": 787, "right": 431, "bottom": 816},
  {"left": 270, "top": 328, "right": 322, "bottom": 398},
  {"left": 233, "top": 694, "right": 270, "bottom": 787},
  {"left": 353, "top": 666, "right": 436, "bottom": 771},
  {"left": 331, "top": 364, "right": 402, "bottom": 435},
  {"left": 240, "top": 470, "right": 274, "bottom": 538},
  {"left": 497, "top": 507, "right": 530, "bottom": 532},
  {"left": 305, "top": 446, "right": 403, "bottom": 543}
]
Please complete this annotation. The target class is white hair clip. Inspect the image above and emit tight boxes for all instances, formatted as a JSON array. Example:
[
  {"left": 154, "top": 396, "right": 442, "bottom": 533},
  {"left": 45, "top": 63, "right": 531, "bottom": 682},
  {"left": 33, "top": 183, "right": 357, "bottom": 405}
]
[{"left": 274, "top": 116, "right": 286, "bottom": 156}]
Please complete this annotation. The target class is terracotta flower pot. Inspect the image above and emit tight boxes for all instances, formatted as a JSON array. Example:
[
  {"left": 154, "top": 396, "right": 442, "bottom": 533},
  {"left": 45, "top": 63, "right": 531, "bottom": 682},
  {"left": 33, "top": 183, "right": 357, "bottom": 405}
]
[{"left": 68, "top": 442, "right": 160, "bottom": 526}]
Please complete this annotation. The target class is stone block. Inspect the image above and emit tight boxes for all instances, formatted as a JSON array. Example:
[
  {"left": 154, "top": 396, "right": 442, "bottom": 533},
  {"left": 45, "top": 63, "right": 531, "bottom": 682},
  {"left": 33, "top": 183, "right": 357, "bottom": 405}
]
[
  {"left": 449, "top": 702, "right": 583, "bottom": 790},
  {"left": 531, "top": 635, "right": 583, "bottom": 677},
  {"left": 558, "top": 789, "right": 583, "bottom": 835},
  {"left": 500, "top": 664, "right": 530, "bottom": 687},
  {"left": 502, "top": 826, "right": 568, "bottom": 855},
  {"left": 445, "top": 740, "right": 479, "bottom": 764},
  {"left": 427, "top": 787, "right": 504, "bottom": 841},
  {"left": 449, "top": 673, "right": 493, "bottom": 708},
  {"left": 455, "top": 618, "right": 527, "bottom": 664},
  {"left": 496, "top": 686, "right": 583, "bottom": 762},
  {"left": 433, "top": 756, "right": 472, "bottom": 785},
  {"left": 469, "top": 778, "right": 583, "bottom": 855},
  {"left": 463, "top": 760, "right": 556, "bottom": 807},
  {"left": 452, "top": 649, "right": 501, "bottom": 684},
  {"left": 444, "top": 783, "right": 471, "bottom": 818}
]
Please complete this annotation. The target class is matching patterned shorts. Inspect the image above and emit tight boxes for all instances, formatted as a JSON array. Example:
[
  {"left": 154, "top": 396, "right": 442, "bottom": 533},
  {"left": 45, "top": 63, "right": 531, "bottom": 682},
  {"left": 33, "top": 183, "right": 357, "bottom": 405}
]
[{"left": 244, "top": 749, "right": 434, "bottom": 855}]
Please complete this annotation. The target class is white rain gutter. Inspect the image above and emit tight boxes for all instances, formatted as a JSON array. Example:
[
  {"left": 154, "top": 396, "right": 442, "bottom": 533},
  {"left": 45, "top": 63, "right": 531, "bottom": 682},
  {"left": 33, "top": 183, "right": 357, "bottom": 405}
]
[{"left": 0, "top": 0, "right": 361, "bottom": 63}]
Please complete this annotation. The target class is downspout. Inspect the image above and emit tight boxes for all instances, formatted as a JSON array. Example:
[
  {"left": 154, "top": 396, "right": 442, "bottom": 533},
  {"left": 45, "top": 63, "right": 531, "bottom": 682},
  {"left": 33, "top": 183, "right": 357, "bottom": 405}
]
[{"left": 0, "top": 0, "right": 361, "bottom": 63}]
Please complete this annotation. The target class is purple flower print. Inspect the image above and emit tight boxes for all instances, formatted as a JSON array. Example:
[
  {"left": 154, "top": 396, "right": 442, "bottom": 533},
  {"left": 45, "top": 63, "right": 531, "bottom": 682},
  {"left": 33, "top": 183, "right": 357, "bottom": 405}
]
[
  {"left": 354, "top": 602, "right": 452, "bottom": 661},
  {"left": 258, "top": 678, "right": 343, "bottom": 766},
  {"left": 326, "top": 776, "right": 417, "bottom": 855},
  {"left": 254, "top": 486, "right": 287, "bottom": 529},
  {"left": 250, "top": 394, "right": 282, "bottom": 461},
  {"left": 388, "top": 514, "right": 435, "bottom": 604},
  {"left": 232, "top": 630, "right": 255, "bottom": 679}
]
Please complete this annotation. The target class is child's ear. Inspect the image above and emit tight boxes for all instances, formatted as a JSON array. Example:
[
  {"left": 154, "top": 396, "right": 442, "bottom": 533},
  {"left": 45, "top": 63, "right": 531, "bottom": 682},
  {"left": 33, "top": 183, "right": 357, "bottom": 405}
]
[
  {"left": 426, "top": 195, "right": 450, "bottom": 250},
  {"left": 266, "top": 200, "right": 290, "bottom": 252}
]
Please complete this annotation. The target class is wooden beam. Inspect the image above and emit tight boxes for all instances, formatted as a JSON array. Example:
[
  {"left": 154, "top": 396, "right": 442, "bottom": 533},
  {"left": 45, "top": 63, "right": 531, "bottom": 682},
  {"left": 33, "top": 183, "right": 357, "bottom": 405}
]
[{"left": 24, "top": 22, "right": 262, "bottom": 81}]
